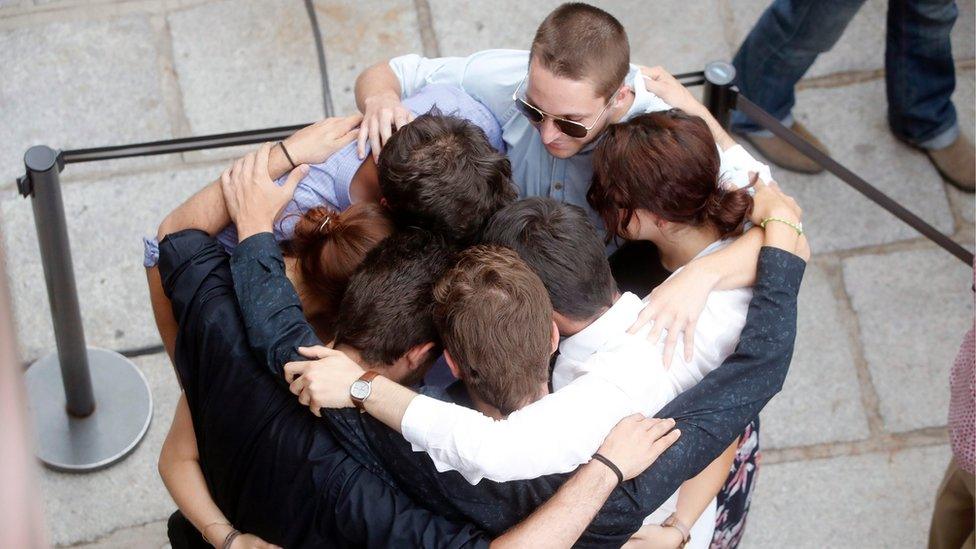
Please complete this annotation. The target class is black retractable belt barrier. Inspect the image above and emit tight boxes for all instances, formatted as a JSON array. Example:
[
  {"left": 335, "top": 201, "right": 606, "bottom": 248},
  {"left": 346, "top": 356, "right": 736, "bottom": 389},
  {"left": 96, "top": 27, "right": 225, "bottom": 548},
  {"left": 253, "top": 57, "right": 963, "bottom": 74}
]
[
  {"left": 698, "top": 61, "right": 973, "bottom": 267},
  {"left": 736, "top": 96, "right": 973, "bottom": 266}
]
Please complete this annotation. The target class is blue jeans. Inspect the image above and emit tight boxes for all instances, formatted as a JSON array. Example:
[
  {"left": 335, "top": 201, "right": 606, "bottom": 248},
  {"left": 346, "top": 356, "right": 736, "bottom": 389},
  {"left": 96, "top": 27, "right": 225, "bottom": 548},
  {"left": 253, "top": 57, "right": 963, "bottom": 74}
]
[{"left": 732, "top": 0, "right": 960, "bottom": 149}]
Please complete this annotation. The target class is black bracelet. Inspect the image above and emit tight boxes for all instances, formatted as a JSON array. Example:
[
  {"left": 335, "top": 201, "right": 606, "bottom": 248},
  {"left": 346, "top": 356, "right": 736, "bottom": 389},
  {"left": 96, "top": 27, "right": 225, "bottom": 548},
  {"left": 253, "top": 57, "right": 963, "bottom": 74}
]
[
  {"left": 591, "top": 452, "right": 623, "bottom": 485},
  {"left": 277, "top": 141, "right": 298, "bottom": 170}
]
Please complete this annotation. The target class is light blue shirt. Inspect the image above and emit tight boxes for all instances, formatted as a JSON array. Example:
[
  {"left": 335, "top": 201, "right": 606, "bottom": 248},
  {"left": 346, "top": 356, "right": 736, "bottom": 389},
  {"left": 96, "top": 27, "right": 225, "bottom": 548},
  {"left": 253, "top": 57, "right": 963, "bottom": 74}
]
[
  {"left": 390, "top": 49, "right": 672, "bottom": 241},
  {"left": 144, "top": 84, "right": 504, "bottom": 267}
]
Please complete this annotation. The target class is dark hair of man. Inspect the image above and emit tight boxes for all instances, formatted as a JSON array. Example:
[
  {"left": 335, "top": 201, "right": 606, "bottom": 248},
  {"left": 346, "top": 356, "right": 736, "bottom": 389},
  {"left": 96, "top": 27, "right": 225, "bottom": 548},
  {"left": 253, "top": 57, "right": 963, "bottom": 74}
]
[
  {"left": 481, "top": 197, "right": 615, "bottom": 323},
  {"left": 433, "top": 245, "right": 552, "bottom": 416},
  {"left": 333, "top": 228, "right": 454, "bottom": 370},
  {"left": 588, "top": 109, "right": 754, "bottom": 242},
  {"left": 530, "top": 3, "right": 630, "bottom": 100},
  {"left": 377, "top": 110, "right": 518, "bottom": 245}
]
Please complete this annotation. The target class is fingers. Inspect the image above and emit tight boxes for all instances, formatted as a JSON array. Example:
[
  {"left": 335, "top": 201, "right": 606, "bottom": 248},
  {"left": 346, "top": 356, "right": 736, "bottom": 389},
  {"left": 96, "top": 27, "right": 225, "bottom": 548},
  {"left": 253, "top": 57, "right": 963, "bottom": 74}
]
[
  {"left": 356, "top": 123, "right": 370, "bottom": 160},
  {"left": 231, "top": 157, "right": 245, "bottom": 184},
  {"left": 378, "top": 109, "right": 394, "bottom": 147},
  {"left": 289, "top": 373, "right": 308, "bottom": 396},
  {"left": 298, "top": 386, "right": 311, "bottom": 407},
  {"left": 219, "top": 166, "right": 232, "bottom": 197},
  {"left": 332, "top": 113, "right": 363, "bottom": 135},
  {"left": 392, "top": 107, "right": 409, "bottom": 131},
  {"left": 241, "top": 151, "right": 255, "bottom": 184},
  {"left": 627, "top": 300, "right": 657, "bottom": 335},
  {"left": 310, "top": 403, "right": 322, "bottom": 418},
  {"left": 338, "top": 128, "right": 359, "bottom": 149},
  {"left": 649, "top": 428, "right": 681, "bottom": 456},
  {"left": 285, "top": 360, "right": 309, "bottom": 385},
  {"left": 646, "top": 310, "right": 668, "bottom": 344},
  {"left": 282, "top": 164, "right": 309, "bottom": 196},
  {"left": 368, "top": 116, "right": 381, "bottom": 163},
  {"left": 298, "top": 345, "right": 335, "bottom": 359},
  {"left": 255, "top": 142, "right": 272, "bottom": 178},
  {"left": 645, "top": 417, "right": 675, "bottom": 435},
  {"left": 661, "top": 324, "right": 679, "bottom": 370}
]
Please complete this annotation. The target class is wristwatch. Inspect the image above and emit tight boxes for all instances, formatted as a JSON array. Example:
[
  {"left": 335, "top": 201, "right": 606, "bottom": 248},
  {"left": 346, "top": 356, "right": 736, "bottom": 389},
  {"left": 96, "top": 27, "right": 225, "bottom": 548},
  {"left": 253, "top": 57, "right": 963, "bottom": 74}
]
[
  {"left": 350, "top": 371, "right": 380, "bottom": 411},
  {"left": 662, "top": 513, "right": 690, "bottom": 548}
]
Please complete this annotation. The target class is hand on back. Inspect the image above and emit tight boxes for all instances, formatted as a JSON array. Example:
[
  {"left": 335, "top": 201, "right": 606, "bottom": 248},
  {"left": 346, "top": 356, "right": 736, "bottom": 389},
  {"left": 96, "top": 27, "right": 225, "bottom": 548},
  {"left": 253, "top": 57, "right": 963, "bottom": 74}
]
[
  {"left": 638, "top": 65, "right": 708, "bottom": 120},
  {"left": 284, "top": 114, "right": 362, "bottom": 166},
  {"left": 596, "top": 415, "right": 679, "bottom": 482},
  {"left": 357, "top": 91, "right": 415, "bottom": 162},
  {"left": 284, "top": 346, "right": 366, "bottom": 417},
  {"left": 219, "top": 143, "right": 307, "bottom": 240}
]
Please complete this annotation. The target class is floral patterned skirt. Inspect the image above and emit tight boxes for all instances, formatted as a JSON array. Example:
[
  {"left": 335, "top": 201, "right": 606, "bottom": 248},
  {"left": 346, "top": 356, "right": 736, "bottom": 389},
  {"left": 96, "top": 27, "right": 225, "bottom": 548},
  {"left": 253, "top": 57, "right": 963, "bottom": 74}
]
[{"left": 710, "top": 418, "right": 761, "bottom": 548}]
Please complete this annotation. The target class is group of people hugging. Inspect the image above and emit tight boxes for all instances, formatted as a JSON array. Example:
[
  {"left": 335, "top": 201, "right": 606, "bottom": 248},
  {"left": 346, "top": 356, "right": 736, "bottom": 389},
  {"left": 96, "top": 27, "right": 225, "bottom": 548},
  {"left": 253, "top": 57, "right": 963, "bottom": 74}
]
[{"left": 143, "top": 3, "right": 810, "bottom": 548}]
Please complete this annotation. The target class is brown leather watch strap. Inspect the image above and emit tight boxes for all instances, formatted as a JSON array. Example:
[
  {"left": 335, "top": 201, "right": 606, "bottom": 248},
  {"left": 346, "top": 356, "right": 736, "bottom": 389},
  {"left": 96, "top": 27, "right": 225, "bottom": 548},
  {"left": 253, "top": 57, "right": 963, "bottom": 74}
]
[{"left": 351, "top": 370, "right": 381, "bottom": 411}]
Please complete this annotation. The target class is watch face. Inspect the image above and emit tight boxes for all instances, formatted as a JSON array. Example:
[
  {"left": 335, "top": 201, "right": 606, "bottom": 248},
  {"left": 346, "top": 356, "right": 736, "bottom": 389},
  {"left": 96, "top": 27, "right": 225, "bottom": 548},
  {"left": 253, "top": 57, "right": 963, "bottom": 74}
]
[{"left": 350, "top": 380, "right": 371, "bottom": 401}]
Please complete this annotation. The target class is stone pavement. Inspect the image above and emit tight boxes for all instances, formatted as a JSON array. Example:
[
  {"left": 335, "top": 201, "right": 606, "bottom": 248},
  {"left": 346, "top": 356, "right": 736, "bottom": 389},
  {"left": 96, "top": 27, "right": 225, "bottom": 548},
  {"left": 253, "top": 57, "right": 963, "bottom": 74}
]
[{"left": 0, "top": 0, "right": 972, "bottom": 547}]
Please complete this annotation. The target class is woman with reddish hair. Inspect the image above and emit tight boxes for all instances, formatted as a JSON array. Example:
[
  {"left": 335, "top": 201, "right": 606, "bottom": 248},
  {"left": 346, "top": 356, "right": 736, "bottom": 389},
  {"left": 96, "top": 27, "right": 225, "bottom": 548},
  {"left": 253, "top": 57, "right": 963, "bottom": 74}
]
[{"left": 589, "top": 108, "right": 801, "bottom": 548}]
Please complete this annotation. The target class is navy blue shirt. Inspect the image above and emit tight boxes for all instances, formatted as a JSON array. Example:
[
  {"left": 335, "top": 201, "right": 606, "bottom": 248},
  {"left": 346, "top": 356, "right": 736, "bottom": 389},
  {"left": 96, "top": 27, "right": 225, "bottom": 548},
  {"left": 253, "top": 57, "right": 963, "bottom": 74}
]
[
  {"left": 230, "top": 232, "right": 806, "bottom": 547},
  {"left": 159, "top": 229, "right": 490, "bottom": 548}
]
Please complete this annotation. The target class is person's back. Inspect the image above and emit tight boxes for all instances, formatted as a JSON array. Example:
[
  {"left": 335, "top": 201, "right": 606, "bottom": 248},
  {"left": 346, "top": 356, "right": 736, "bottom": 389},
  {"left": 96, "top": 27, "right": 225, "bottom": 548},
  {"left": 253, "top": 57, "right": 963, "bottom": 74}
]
[{"left": 159, "top": 227, "right": 486, "bottom": 548}]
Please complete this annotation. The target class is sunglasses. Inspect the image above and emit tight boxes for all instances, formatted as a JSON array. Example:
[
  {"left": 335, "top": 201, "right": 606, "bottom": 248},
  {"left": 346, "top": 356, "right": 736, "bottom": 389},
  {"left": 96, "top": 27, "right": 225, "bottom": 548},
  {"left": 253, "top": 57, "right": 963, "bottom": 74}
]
[{"left": 512, "top": 74, "right": 615, "bottom": 139}]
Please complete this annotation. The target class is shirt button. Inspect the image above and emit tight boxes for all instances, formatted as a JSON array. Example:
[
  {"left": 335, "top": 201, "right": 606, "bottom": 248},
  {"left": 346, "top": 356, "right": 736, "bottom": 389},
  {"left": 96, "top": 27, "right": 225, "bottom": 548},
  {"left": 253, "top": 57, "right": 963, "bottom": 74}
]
[{"left": 553, "top": 181, "right": 563, "bottom": 191}]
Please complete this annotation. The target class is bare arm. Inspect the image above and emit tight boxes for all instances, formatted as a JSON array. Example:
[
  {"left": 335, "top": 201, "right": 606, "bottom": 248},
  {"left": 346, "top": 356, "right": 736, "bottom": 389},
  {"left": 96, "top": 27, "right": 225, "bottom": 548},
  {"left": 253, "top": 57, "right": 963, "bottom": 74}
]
[
  {"left": 492, "top": 415, "right": 680, "bottom": 548},
  {"left": 158, "top": 396, "right": 234, "bottom": 547},
  {"left": 491, "top": 460, "right": 617, "bottom": 548},
  {"left": 674, "top": 441, "right": 737, "bottom": 533},
  {"left": 353, "top": 60, "right": 413, "bottom": 161},
  {"left": 354, "top": 60, "right": 402, "bottom": 112}
]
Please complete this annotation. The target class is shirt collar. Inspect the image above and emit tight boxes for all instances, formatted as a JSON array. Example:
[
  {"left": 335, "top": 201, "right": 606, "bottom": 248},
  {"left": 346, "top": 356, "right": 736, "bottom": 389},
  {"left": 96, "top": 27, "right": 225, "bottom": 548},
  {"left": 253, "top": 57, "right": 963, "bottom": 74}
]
[{"left": 559, "top": 292, "right": 645, "bottom": 363}]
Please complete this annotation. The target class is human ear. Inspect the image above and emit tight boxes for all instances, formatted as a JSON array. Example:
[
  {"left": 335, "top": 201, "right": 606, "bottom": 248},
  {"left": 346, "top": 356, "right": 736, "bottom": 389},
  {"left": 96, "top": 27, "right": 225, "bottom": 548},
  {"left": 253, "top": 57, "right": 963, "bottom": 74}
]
[
  {"left": 405, "top": 341, "right": 436, "bottom": 370},
  {"left": 443, "top": 350, "right": 463, "bottom": 380}
]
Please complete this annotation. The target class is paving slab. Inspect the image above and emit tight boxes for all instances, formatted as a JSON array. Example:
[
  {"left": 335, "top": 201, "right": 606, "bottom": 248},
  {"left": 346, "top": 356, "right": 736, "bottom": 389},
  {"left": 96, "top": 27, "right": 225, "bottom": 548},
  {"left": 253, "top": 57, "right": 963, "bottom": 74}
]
[
  {"left": 38, "top": 353, "right": 180, "bottom": 546},
  {"left": 759, "top": 79, "right": 955, "bottom": 253},
  {"left": 167, "top": 0, "right": 325, "bottom": 163},
  {"left": 842, "top": 248, "right": 974, "bottom": 433},
  {"left": 314, "top": 0, "right": 425, "bottom": 115},
  {"left": 1, "top": 165, "right": 219, "bottom": 362},
  {"left": 745, "top": 444, "right": 951, "bottom": 548},
  {"left": 64, "top": 520, "right": 168, "bottom": 549},
  {"left": 948, "top": 69, "right": 975, "bottom": 225},
  {"left": 0, "top": 14, "right": 173, "bottom": 192},
  {"left": 760, "top": 262, "right": 870, "bottom": 449},
  {"left": 953, "top": 0, "right": 976, "bottom": 61},
  {"left": 427, "top": 0, "right": 731, "bottom": 75}
]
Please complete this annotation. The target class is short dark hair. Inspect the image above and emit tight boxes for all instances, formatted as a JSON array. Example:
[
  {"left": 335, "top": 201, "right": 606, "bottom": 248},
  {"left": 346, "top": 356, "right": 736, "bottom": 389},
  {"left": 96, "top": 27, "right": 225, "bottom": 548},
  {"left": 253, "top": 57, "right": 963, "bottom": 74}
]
[
  {"left": 433, "top": 245, "right": 552, "bottom": 416},
  {"left": 530, "top": 3, "right": 630, "bottom": 99},
  {"left": 481, "top": 197, "right": 615, "bottom": 322},
  {"left": 378, "top": 111, "right": 518, "bottom": 244},
  {"left": 334, "top": 229, "right": 454, "bottom": 368}
]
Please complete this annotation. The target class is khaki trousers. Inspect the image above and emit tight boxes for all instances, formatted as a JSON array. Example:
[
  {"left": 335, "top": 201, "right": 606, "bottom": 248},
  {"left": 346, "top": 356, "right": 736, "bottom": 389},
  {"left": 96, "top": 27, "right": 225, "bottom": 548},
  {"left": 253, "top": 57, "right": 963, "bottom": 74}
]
[{"left": 929, "top": 457, "right": 976, "bottom": 549}]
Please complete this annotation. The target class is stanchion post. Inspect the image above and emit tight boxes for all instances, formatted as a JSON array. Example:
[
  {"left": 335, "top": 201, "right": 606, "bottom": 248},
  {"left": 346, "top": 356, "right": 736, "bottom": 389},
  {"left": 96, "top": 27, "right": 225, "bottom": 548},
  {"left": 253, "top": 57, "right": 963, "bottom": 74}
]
[
  {"left": 20, "top": 146, "right": 95, "bottom": 417},
  {"left": 18, "top": 145, "right": 153, "bottom": 473},
  {"left": 702, "top": 61, "right": 738, "bottom": 130}
]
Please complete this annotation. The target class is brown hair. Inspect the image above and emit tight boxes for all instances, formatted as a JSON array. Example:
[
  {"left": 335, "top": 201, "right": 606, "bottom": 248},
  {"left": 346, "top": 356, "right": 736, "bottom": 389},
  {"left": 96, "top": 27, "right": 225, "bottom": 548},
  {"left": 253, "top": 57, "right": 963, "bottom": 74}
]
[
  {"left": 433, "top": 245, "right": 553, "bottom": 416},
  {"left": 530, "top": 3, "right": 630, "bottom": 99},
  {"left": 378, "top": 111, "right": 517, "bottom": 244},
  {"left": 588, "top": 110, "right": 753, "bottom": 242},
  {"left": 286, "top": 201, "right": 394, "bottom": 340}
]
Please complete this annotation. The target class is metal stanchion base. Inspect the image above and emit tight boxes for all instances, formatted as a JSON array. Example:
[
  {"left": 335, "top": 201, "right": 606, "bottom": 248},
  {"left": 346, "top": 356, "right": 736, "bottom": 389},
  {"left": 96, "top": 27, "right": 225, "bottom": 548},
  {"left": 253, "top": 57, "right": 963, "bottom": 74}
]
[{"left": 24, "top": 347, "right": 153, "bottom": 473}]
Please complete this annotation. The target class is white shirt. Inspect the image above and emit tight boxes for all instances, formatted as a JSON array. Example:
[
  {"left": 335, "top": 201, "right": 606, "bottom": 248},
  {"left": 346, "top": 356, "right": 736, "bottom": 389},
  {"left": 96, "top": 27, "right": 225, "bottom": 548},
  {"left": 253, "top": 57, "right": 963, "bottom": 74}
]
[{"left": 401, "top": 241, "right": 753, "bottom": 484}]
